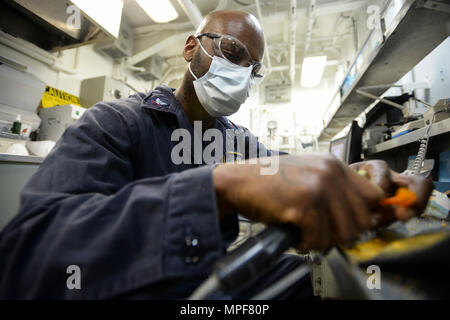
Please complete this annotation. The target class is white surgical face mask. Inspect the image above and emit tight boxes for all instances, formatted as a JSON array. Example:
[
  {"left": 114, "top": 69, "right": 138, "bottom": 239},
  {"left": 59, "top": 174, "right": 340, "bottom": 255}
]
[{"left": 188, "top": 40, "right": 253, "bottom": 117}]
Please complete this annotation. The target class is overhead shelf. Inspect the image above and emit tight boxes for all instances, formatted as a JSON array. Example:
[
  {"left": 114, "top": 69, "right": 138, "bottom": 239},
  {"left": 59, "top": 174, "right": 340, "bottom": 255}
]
[
  {"left": 366, "top": 117, "right": 450, "bottom": 155},
  {"left": 0, "top": 153, "right": 44, "bottom": 164},
  {"left": 318, "top": 0, "right": 450, "bottom": 142}
]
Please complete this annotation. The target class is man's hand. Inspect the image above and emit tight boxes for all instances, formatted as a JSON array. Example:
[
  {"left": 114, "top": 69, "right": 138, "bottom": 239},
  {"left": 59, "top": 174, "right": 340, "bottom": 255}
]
[
  {"left": 213, "top": 154, "right": 385, "bottom": 251},
  {"left": 349, "top": 160, "right": 433, "bottom": 225}
]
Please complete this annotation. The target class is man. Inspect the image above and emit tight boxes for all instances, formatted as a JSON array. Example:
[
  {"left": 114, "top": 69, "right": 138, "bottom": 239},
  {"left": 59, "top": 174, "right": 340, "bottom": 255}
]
[{"left": 0, "top": 11, "right": 432, "bottom": 299}]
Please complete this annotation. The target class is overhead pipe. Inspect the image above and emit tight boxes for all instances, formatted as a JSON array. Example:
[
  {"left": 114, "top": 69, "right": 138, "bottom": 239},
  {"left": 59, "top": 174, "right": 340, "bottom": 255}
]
[
  {"left": 127, "top": 66, "right": 146, "bottom": 72},
  {"left": 289, "top": 0, "right": 297, "bottom": 84},
  {"left": 165, "top": 72, "right": 185, "bottom": 85},
  {"left": 127, "top": 32, "right": 191, "bottom": 66},
  {"left": 160, "top": 65, "right": 185, "bottom": 83},
  {"left": 177, "top": 0, "right": 204, "bottom": 29},
  {"left": 315, "top": 0, "right": 366, "bottom": 16},
  {"left": 304, "top": 0, "right": 316, "bottom": 54},
  {"left": 255, "top": 0, "right": 272, "bottom": 75},
  {"left": 270, "top": 60, "right": 338, "bottom": 72},
  {"left": 0, "top": 30, "right": 77, "bottom": 74},
  {"left": 134, "top": 21, "right": 193, "bottom": 36}
]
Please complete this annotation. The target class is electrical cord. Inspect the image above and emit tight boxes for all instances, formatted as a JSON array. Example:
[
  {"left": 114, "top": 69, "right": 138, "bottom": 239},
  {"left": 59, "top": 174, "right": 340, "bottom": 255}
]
[
  {"left": 250, "top": 264, "right": 310, "bottom": 300},
  {"left": 410, "top": 135, "right": 430, "bottom": 175},
  {"left": 189, "top": 275, "right": 221, "bottom": 300},
  {"left": 409, "top": 107, "right": 450, "bottom": 175},
  {"left": 411, "top": 96, "right": 432, "bottom": 108},
  {"left": 188, "top": 225, "right": 301, "bottom": 300},
  {"left": 356, "top": 88, "right": 405, "bottom": 110}
]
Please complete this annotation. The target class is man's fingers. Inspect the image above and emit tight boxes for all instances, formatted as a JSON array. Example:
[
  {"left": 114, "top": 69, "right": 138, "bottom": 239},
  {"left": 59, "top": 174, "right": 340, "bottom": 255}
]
[
  {"left": 327, "top": 190, "right": 360, "bottom": 244},
  {"left": 317, "top": 203, "right": 332, "bottom": 249},
  {"left": 343, "top": 184, "right": 376, "bottom": 230},
  {"left": 361, "top": 161, "right": 392, "bottom": 194},
  {"left": 350, "top": 160, "right": 392, "bottom": 194},
  {"left": 290, "top": 207, "right": 330, "bottom": 251},
  {"left": 345, "top": 166, "right": 385, "bottom": 209},
  {"left": 295, "top": 209, "right": 332, "bottom": 251},
  {"left": 370, "top": 207, "right": 396, "bottom": 227},
  {"left": 390, "top": 172, "right": 434, "bottom": 213},
  {"left": 395, "top": 206, "right": 416, "bottom": 221}
]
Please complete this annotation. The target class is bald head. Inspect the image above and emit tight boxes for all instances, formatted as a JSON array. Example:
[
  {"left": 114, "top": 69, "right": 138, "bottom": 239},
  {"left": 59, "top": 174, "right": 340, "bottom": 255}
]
[
  {"left": 175, "top": 10, "right": 266, "bottom": 123},
  {"left": 195, "top": 10, "right": 265, "bottom": 62}
]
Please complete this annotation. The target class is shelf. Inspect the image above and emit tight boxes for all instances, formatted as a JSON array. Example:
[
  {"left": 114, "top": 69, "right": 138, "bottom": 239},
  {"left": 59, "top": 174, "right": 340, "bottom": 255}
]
[
  {"left": 318, "top": 0, "right": 450, "bottom": 142},
  {"left": 0, "top": 153, "right": 44, "bottom": 164},
  {"left": 366, "top": 117, "right": 450, "bottom": 155}
]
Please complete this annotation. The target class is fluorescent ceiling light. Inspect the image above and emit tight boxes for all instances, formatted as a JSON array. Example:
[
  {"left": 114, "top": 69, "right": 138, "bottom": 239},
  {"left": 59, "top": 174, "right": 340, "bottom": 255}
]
[
  {"left": 136, "top": 0, "right": 179, "bottom": 23},
  {"left": 300, "top": 56, "right": 327, "bottom": 87},
  {"left": 71, "top": 0, "right": 123, "bottom": 38}
]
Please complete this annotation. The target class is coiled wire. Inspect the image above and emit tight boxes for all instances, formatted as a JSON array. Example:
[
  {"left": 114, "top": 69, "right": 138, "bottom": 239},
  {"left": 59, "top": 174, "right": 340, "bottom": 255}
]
[
  {"left": 409, "top": 107, "right": 449, "bottom": 175},
  {"left": 410, "top": 136, "right": 429, "bottom": 174}
]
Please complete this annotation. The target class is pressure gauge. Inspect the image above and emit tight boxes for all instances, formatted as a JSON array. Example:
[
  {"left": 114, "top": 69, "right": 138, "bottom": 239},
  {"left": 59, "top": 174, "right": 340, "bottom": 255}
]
[{"left": 267, "top": 120, "right": 277, "bottom": 130}]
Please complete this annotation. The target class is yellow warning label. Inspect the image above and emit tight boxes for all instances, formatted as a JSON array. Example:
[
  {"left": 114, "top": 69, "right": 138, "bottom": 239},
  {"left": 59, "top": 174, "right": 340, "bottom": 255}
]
[{"left": 41, "top": 86, "right": 81, "bottom": 108}]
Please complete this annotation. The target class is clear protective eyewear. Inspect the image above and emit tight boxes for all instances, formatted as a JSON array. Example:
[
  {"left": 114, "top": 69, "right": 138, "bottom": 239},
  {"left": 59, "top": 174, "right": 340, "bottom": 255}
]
[{"left": 196, "top": 33, "right": 266, "bottom": 82}]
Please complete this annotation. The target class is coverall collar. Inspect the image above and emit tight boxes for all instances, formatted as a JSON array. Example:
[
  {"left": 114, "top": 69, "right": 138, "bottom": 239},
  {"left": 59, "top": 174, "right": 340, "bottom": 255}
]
[{"left": 140, "top": 85, "right": 236, "bottom": 131}]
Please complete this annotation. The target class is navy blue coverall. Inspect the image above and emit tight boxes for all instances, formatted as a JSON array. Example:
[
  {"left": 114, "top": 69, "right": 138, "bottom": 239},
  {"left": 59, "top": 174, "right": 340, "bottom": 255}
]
[{"left": 0, "top": 85, "right": 311, "bottom": 299}]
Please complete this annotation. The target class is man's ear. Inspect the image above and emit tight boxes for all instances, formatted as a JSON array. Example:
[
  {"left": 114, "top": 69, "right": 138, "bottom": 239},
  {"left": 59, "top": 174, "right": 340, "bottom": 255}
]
[{"left": 182, "top": 35, "right": 197, "bottom": 62}]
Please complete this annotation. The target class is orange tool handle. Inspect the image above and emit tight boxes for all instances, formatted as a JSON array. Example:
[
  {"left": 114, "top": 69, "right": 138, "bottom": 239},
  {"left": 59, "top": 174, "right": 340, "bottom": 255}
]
[{"left": 379, "top": 187, "right": 417, "bottom": 207}]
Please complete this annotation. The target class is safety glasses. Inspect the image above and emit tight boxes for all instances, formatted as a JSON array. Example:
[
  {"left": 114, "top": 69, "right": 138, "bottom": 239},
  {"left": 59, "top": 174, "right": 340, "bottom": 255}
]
[{"left": 196, "top": 32, "right": 266, "bottom": 82}]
